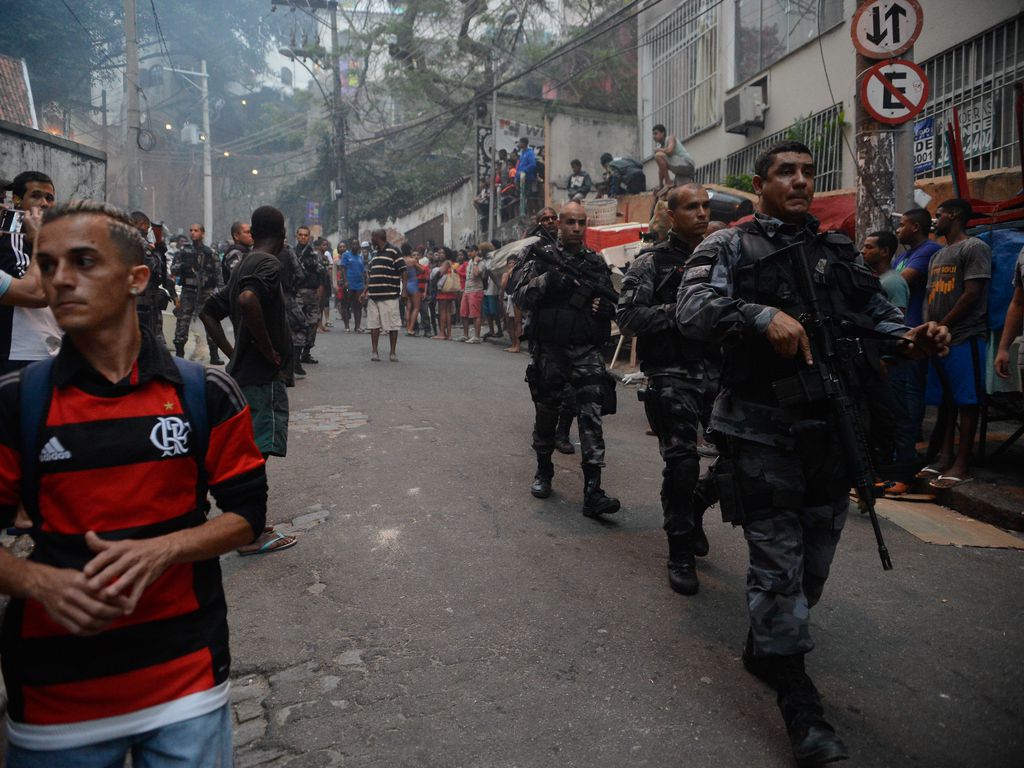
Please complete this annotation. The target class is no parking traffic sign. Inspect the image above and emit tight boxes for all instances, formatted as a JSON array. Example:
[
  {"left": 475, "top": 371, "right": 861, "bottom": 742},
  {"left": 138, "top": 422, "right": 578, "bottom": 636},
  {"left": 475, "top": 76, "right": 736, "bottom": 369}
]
[
  {"left": 851, "top": 0, "right": 924, "bottom": 59},
  {"left": 859, "top": 59, "right": 929, "bottom": 125}
]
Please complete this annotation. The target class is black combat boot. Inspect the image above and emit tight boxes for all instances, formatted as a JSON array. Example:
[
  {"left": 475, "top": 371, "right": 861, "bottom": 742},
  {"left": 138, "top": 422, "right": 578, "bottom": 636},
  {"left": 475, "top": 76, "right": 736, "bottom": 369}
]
[
  {"left": 301, "top": 347, "right": 319, "bottom": 364},
  {"left": 693, "top": 508, "right": 709, "bottom": 557},
  {"left": 174, "top": 343, "right": 185, "bottom": 358},
  {"left": 774, "top": 654, "right": 850, "bottom": 767},
  {"left": 666, "top": 533, "right": 699, "bottom": 595},
  {"left": 531, "top": 453, "right": 554, "bottom": 498},
  {"left": 293, "top": 347, "right": 307, "bottom": 377},
  {"left": 554, "top": 412, "right": 575, "bottom": 455},
  {"left": 582, "top": 465, "right": 620, "bottom": 518},
  {"left": 741, "top": 629, "right": 778, "bottom": 688}
]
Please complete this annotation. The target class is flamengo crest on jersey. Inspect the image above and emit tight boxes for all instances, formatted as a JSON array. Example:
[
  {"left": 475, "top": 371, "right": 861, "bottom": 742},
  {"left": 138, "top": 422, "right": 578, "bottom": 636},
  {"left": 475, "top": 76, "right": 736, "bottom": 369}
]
[
  {"left": 38, "top": 436, "right": 71, "bottom": 462},
  {"left": 149, "top": 416, "right": 191, "bottom": 457}
]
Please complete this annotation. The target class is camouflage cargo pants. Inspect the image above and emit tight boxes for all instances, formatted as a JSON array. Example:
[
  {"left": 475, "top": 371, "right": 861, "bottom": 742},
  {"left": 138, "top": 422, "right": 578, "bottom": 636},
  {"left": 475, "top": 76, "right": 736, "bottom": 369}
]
[
  {"left": 733, "top": 435, "right": 848, "bottom": 657},
  {"left": 287, "top": 295, "right": 308, "bottom": 349},
  {"left": 173, "top": 286, "right": 216, "bottom": 349},
  {"left": 526, "top": 342, "right": 608, "bottom": 466},
  {"left": 297, "top": 287, "right": 321, "bottom": 351},
  {"left": 647, "top": 371, "right": 703, "bottom": 538}
]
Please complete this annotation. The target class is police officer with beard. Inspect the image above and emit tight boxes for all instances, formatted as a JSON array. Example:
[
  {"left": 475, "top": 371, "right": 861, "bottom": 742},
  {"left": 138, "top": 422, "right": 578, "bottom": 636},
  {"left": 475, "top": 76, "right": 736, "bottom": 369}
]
[
  {"left": 617, "top": 184, "right": 711, "bottom": 596},
  {"left": 171, "top": 223, "right": 223, "bottom": 363},
  {"left": 675, "top": 141, "right": 950, "bottom": 766},
  {"left": 512, "top": 201, "right": 619, "bottom": 518}
]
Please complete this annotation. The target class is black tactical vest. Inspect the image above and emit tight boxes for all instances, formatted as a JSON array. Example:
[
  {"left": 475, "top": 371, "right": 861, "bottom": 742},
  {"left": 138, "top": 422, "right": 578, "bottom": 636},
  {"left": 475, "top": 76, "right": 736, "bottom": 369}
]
[
  {"left": 526, "top": 247, "right": 612, "bottom": 347},
  {"left": 636, "top": 241, "right": 704, "bottom": 370},
  {"left": 724, "top": 219, "right": 882, "bottom": 404}
]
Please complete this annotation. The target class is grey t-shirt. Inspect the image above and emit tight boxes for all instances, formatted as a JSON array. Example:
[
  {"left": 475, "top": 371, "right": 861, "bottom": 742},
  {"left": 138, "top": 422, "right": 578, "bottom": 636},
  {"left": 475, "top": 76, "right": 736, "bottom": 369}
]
[{"left": 924, "top": 236, "right": 992, "bottom": 345}]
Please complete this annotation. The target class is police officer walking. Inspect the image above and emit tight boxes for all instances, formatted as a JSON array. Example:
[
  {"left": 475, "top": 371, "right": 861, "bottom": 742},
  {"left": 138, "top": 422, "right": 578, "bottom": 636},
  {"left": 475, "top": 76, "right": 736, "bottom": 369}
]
[
  {"left": 617, "top": 184, "right": 711, "bottom": 596},
  {"left": 129, "top": 210, "right": 174, "bottom": 345},
  {"left": 221, "top": 220, "right": 253, "bottom": 282},
  {"left": 171, "top": 223, "right": 224, "bottom": 363},
  {"left": 675, "top": 140, "right": 950, "bottom": 766},
  {"left": 294, "top": 225, "right": 325, "bottom": 366},
  {"left": 512, "top": 200, "right": 619, "bottom": 518}
]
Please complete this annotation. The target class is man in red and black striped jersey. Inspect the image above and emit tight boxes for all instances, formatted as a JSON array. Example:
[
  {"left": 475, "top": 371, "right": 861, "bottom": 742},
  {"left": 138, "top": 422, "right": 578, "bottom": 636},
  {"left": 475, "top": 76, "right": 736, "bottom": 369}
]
[{"left": 0, "top": 200, "right": 267, "bottom": 765}]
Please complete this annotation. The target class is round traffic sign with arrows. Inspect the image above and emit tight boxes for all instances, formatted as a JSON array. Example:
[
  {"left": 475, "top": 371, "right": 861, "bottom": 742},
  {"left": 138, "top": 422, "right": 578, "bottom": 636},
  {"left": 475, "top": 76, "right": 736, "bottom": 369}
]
[
  {"left": 859, "top": 59, "right": 929, "bottom": 125},
  {"left": 851, "top": 0, "right": 923, "bottom": 59}
]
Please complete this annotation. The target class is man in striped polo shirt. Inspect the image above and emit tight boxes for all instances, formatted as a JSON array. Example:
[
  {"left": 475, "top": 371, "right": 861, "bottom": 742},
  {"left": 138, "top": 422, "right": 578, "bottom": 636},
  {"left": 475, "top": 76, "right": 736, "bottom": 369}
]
[
  {"left": 362, "top": 228, "right": 405, "bottom": 362},
  {"left": 0, "top": 201, "right": 267, "bottom": 765}
]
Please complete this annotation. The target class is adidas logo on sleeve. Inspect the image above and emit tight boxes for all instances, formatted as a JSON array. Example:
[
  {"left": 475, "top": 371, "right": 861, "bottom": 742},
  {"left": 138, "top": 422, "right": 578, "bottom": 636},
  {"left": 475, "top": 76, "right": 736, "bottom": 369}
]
[{"left": 39, "top": 437, "right": 72, "bottom": 462}]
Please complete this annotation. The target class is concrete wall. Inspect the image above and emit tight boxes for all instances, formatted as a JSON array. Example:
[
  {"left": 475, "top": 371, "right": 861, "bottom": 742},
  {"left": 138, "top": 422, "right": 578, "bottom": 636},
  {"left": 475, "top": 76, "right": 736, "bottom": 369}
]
[
  {"left": 359, "top": 178, "right": 477, "bottom": 248},
  {"left": 546, "top": 112, "right": 638, "bottom": 206},
  {"left": 0, "top": 119, "right": 106, "bottom": 201},
  {"left": 639, "top": 0, "right": 1022, "bottom": 188}
]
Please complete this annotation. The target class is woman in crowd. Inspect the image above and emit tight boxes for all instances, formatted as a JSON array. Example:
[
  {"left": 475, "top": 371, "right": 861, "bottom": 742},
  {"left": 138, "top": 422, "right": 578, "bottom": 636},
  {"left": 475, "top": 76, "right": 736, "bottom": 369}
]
[
  {"left": 433, "top": 248, "right": 459, "bottom": 340},
  {"left": 405, "top": 249, "right": 423, "bottom": 336}
]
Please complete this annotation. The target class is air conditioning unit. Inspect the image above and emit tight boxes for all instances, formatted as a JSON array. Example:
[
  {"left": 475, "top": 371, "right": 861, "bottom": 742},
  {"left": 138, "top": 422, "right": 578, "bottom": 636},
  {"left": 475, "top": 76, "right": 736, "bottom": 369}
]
[{"left": 724, "top": 86, "right": 766, "bottom": 135}]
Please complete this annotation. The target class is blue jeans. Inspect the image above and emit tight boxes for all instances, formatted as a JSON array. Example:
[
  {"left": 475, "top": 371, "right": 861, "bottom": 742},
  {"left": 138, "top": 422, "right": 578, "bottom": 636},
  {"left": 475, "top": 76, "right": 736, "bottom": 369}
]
[
  {"left": 6, "top": 704, "right": 232, "bottom": 768},
  {"left": 884, "top": 360, "right": 921, "bottom": 480}
]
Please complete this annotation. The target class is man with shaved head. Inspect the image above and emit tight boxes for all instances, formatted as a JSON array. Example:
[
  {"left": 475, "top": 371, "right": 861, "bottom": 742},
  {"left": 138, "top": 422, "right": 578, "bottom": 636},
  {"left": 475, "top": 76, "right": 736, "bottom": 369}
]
[
  {"left": 512, "top": 200, "right": 620, "bottom": 518},
  {"left": 617, "top": 184, "right": 711, "bottom": 596}
]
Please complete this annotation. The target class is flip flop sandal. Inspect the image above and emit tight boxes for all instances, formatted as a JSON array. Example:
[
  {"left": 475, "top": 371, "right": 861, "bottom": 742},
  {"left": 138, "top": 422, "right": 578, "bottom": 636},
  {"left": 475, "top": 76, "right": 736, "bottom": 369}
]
[
  {"left": 238, "top": 530, "right": 297, "bottom": 556},
  {"left": 914, "top": 465, "right": 943, "bottom": 479},
  {"left": 929, "top": 475, "right": 972, "bottom": 490}
]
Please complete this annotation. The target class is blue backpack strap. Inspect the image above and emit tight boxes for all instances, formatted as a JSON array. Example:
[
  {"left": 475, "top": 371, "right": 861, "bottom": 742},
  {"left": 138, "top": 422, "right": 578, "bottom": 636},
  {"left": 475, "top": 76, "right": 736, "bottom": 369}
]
[
  {"left": 18, "top": 358, "right": 56, "bottom": 520},
  {"left": 171, "top": 358, "right": 209, "bottom": 495}
]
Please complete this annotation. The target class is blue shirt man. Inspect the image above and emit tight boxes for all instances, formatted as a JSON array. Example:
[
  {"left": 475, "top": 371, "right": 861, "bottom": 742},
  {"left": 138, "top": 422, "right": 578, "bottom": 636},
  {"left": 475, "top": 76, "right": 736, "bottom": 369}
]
[
  {"left": 341, "top": 244, "right": 366, "bottom": 291},
  {"left": 515, "top": 139, "right": 537, "bottom": 182}
]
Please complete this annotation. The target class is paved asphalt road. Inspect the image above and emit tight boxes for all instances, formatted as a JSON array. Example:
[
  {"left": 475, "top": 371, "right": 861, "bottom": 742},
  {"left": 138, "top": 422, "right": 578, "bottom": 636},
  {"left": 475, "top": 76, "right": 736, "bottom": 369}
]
[{"left": 222, "top": 325, "right": 1024, "bottom": 768}]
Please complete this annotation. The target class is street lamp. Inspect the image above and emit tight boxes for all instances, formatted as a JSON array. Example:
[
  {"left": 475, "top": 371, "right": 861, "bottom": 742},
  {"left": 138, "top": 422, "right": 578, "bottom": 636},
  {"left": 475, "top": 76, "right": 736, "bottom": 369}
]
[
  {"left": 164, "top": 61, "right": 213, "bottom": 240},
  {"left": 272, "top": 0, "right": 347, "bottom": 241}
]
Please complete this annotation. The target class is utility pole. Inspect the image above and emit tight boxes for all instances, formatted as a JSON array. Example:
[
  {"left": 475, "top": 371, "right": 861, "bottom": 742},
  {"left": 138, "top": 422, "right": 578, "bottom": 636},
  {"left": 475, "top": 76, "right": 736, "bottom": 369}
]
[
  {"left": 487, "top": 58, "right": 497, "bottom": 245},
  {"left": 201, "top": 59, "right": 213, "bottom": 238},
  {"left": 329, "top": 1, "right": 347, "bottom": 240},
  {"left": 124, "top": 0, "right": 141, "bottom": 209},
  {"left": 853, "top": 0, "right": 919, "bottom": 243},
  {"left": 272, "top": 0, "right": 348, "bottom": 242}
]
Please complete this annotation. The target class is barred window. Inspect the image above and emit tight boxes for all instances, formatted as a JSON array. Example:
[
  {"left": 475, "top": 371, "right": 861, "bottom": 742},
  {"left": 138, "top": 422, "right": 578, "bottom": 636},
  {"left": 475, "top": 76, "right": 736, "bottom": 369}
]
[
  {"left": 734, "top": 0, "right": 842, "bottom": 85},
  {"left": 725, "top": 103, "right": 845, "bottom": 192},
  {"left": 913, "top": 15, "right": 1024, "bottom": 179},
  {"left": 640, "top": 0, "right": 720, "bottom": 143}
]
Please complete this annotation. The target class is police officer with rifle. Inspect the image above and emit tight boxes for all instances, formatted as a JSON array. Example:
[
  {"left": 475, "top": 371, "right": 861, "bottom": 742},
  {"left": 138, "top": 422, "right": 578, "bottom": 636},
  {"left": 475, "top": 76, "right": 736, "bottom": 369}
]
[
  {"left": 512, "top": 201, "right": 620, "bottom": 519},
  {"left": 675, "top": 141, "right": 950, "bottom": 767},
  {"left": 129, "top": 210, "right": 175, "bottom": 344},
  {"left": 294, "top": 225, "right": 326, "bottom": 366},
  {"left": 171, "top": 223, "right": 224, "bottom": 363},
  {"left": 617, "top": 184, "right": 712, "bottom": 596}
]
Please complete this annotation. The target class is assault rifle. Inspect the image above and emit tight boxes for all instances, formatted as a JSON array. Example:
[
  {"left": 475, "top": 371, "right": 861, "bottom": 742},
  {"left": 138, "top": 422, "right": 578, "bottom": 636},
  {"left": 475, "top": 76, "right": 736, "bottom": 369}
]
[
  {"left": 778, "top": 239, "right": 894, "bottom": 571},
  {"left": 528, "top": 238, "right": 620, "bottom": 306}
]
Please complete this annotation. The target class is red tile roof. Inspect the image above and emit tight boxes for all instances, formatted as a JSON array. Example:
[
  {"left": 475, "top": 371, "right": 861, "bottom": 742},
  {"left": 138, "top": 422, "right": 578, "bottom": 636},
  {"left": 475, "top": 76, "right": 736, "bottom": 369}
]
[{"left": 0, "top": 55, "right": 37, "bottom": 129}]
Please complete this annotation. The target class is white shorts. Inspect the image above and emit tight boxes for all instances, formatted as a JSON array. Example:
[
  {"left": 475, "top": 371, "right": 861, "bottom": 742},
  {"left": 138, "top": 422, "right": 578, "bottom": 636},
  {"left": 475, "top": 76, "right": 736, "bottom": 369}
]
[{"left": 367, "top": 298, "right": 402, "bottom": 332}]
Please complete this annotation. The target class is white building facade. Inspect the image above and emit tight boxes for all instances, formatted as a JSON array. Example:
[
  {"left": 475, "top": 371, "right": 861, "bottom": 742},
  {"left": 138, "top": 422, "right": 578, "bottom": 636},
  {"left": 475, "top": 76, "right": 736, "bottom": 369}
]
[{"left": 637, "top": 0, "right": 1023, "bottom": 192}]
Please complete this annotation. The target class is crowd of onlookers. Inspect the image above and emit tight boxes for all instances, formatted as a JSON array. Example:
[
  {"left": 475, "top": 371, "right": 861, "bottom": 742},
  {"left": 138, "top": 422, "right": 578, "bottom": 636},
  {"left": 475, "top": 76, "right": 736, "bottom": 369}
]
[
  {"left": 861, "top": 198, "right": 1024, "bottom": 492},
  {"left": 332, "top": 237, "right": 523, "bottom": 352}
]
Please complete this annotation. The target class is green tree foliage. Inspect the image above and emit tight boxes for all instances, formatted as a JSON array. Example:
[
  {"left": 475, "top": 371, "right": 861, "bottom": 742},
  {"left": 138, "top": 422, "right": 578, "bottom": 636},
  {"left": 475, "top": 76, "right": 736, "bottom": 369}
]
[{"left": 0, "top": 0, "right": 271, "bottom": 107}]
